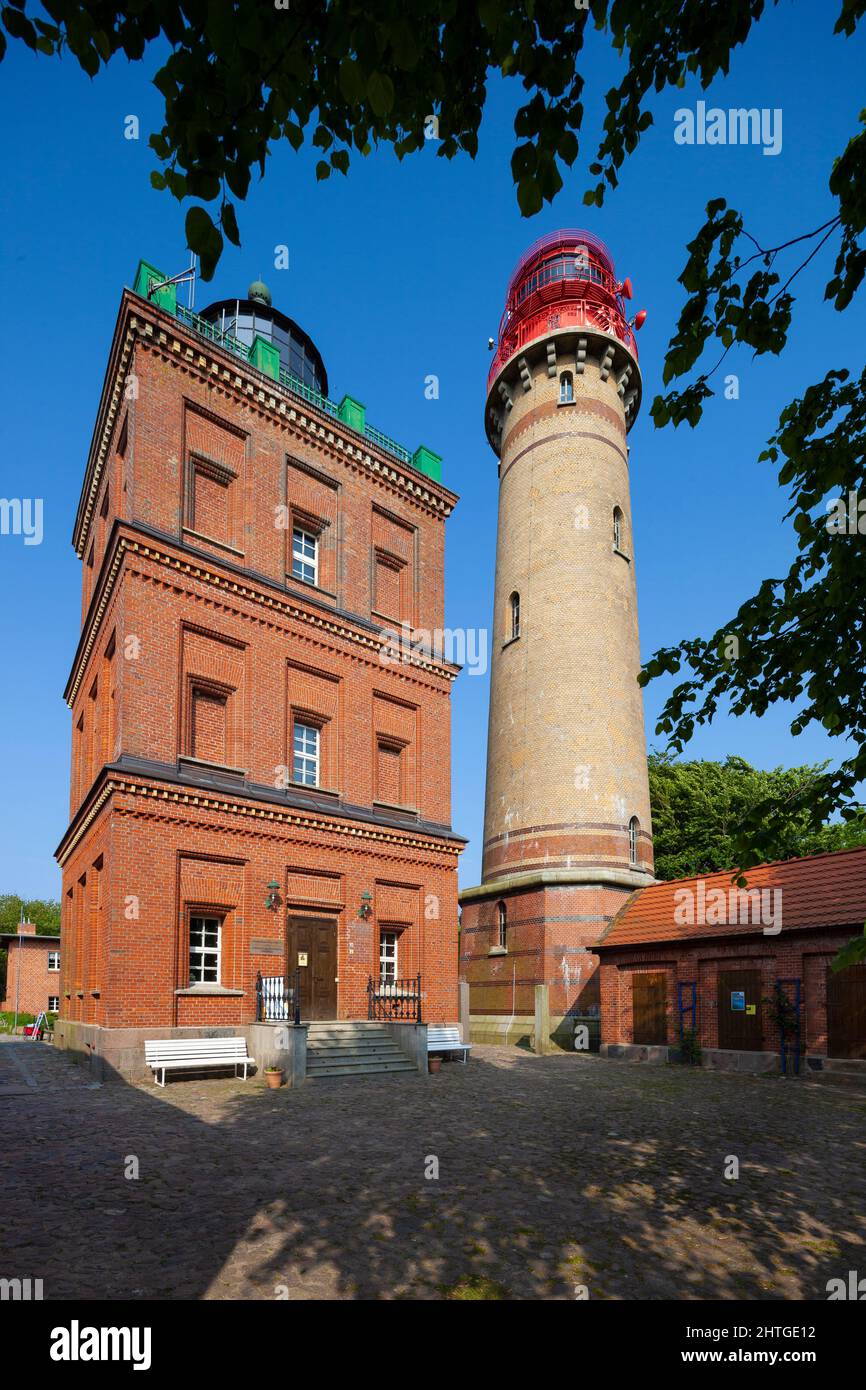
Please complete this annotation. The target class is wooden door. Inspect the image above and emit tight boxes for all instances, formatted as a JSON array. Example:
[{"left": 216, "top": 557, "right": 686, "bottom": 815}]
[
  {"left": 632, "top": 972, "right": 667, "bottom": 1045},
  {"left": 287, "top": 915, "right": 338, "bottom": 1020},
  {"left": 827, "top": 964, "right": 866, "bottom": 1059},
  {"left": 717, "top": 969, "right": 763, "bottom": 1050}
]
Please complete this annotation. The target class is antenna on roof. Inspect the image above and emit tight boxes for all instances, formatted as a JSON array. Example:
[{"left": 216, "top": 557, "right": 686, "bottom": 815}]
[{"left": 146, "top": 255, "right": 198, "bottom": 310}]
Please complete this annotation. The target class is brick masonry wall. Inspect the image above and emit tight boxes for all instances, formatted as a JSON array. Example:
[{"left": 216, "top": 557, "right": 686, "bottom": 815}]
[
  {"left": 597, "top": 928, "right": 857, "bottom": 1057},
  {"left": 460, "top": 881, "right": 633, "bottom": 1017},
  {"left": 59, "top": 292, "right": 463, "bottom": 1032},
  {"left": 59, "top": 786, "right": 459, "bottom": 1028},
  {"left": 481, "top": 345, "right": 653, "bottom": 881},
  {"left": 1, "top": 930, "right": 61, "bottom": 1016}
]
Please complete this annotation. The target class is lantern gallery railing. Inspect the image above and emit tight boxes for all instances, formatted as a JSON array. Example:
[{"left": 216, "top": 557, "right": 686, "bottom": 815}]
[
  {"left": 174, "top": 303, "right": 415, "bottom": 472},
  {"left": 255, "top": 970, "right": 301, "bottom": 1026},
  {"left": 367, "top": 974, "right": 422, "bottom": 1023}
]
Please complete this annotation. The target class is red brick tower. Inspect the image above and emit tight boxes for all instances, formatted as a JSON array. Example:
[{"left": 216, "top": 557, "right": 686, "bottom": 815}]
[
  {"left": 459, "top": 231, "right": 653, "bottom": 1048},
  {"left": 55, "top": 262, "right": 464, "bottom": 1078}
]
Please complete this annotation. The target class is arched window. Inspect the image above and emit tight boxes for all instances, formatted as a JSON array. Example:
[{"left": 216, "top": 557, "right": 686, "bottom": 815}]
[
  {"left": 497, "top": 901, "right": 507, "bottom": 950},
  {"left": 628, "top": 816, "right": 640, "bottom": 867},
  {"left": 613, "top": 506, "right": 624, "bottom": 552},
  {"left": 559, "top": 370, "right": 574, "bottom": 404},
  {"left": 509, "top": 591, "right": 520, "bottom": 641}
]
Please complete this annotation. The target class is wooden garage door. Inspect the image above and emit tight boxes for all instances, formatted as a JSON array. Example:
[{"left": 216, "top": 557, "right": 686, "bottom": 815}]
[
  {"left": 717, "top": 969, "right": 762, "bottom": 1050},
  {"left": 632, "top": 972, "right": 667, "bottom": 1045},
  {"left": 827, "top": 964, "right": 866, "bottom": 1060}
]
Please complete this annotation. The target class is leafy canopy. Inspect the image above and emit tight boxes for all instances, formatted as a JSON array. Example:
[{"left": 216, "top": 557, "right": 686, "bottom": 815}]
[
  {"left": 0, "top": 0, "right": 807, "bottom": 278},
  {"left": 648, "top": 752, "right": 866, "bottom": 883},
  {"left": 0, "top": 895, "right": 61, "bottom": 935}
]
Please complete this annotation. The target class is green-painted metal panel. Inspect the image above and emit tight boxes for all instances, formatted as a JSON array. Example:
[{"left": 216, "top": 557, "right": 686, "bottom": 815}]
[
  {"left": 411, "top": 445, "right": 443, "bottom": 483},
  {"left": 338, "top": 394, "right": 366, "bottom": 433},
  {"left": 132, "top": 259, "right": 177, "bottom": 314},
  {"left": 250, "top": 334, "right": 280, "bottom": 381}
]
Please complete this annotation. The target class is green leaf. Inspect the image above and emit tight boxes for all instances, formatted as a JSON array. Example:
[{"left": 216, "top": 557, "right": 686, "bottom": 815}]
[
  {"left": 367, "top": 71, "right": 395, "bottom": 118},
  {"left": 220, "top": 200, "right": 241, "bottom": 247},
  {"left": 185, "top": 205, "right": 223, "bottom": 280}
]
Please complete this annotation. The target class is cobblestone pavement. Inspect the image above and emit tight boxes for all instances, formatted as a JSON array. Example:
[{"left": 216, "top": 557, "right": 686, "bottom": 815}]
[{"left": 1, "top": 1036, "right": 864, "bottom": 1301}]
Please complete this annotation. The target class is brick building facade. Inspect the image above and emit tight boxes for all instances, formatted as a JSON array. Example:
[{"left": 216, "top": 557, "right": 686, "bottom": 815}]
[
  {"left": 597, "top": 849, "right": 866, "bottom": 1066},
  {"left": 460, "top": 231, "right": 653, "bottom": 1047},
  {"left": 55, "top": 265, "right": 464, "bottom": 1076},
  {"left": 0, "top": 923, "right": 61, "bottom": 1017}
]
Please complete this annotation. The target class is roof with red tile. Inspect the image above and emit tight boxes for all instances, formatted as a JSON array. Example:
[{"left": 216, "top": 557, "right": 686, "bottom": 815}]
[{"left": 597, "top": 845, "right": 866, "bottom": 950}]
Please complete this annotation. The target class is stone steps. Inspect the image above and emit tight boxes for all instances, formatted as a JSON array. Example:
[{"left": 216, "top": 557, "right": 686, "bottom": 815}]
[{"left": 306, "top": 1022, "right": 419, "bottom": 1080}]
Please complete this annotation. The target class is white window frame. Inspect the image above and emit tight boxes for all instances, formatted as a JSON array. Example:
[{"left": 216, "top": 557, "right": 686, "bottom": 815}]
[
  {"left": 48, "top": 996, "right": 59, "bottom": 1013},
  {"left": 379, "top": 929, "right": 398, "bottom": 986},
  {"left": 628, "top": 817, "right": 640, "bottom": 867},
  {"left": 292, "top": 526, "right": 318, "bottom": 586},
  {"left": 293, "top": 721, "right": 320, "bottom": 787},
  {"left": 189, "top": 914, "right": 222, "bottom": 986},
  {"left": 559, "top": 371, "right": 574, "bottom": 404},
  {"left": 510, "top": 591, "right": 520, "bottom": 641},
  {"left": 497, "top": 901, "right": 507, "bottom": 951},
  {"left": 613, "top": 508, "right": 623, "bottom": 552},
  {"left": 48, "top": 951, "right": 60, "bottom": 972}
]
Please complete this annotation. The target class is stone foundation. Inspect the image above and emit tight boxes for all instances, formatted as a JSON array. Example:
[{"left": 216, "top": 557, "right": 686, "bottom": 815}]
[
  {"left": 469, "top": 1012, "right": 600, "bottom": 1053},
  {"left": 54, "top": 1017, "right": 308, "bottom": 1086}
]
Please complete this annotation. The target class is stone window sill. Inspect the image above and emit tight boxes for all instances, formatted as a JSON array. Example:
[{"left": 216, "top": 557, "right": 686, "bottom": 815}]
[
  {"left": 488, "top": 946, "right": 508, "bottom": 957},
  {"left": 372, "top": 799, "right": 419, "bottom": 817},
  {"left": 502, "top": 635, "right": 520, "bottom": 650},
  {"left": 613, "top": 547, "right": 631, "bottom": 563},
  {"left": 174, "top": 986, "right": 245, "bottom": 997},
  {"left": 182, "top": 527, "right": 244, "bottom": 559},
  {"left": 178, "top": 755, "right": 249, "bottom": 778},
  {"left": 289, "top": 781, "right": 341, "bottom": 800}
]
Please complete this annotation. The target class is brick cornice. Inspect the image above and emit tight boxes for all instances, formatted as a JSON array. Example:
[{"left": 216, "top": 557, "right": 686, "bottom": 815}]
[
  {"left": 55, "top": 773, "right": 465, "bottom": 868},
  {"left": 74, "top": 292, "right": 457, "bottom": 557},
  {"left": 65, "top": 523, "right": 460, "bottom": 706}
]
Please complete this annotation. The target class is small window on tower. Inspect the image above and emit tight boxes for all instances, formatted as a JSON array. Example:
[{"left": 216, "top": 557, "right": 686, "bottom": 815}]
[
  {"left": 628, "top": 816, "right": 640, "bottom": 867},
  {"left": 509, "top": 592, "right": 520, "bottom": 642},
  {"left": 497, "top": 901, "right": 508, "bottom": 951},
  {"left": 559, "top": 371, "right": 574, "bottom": 404},
  {"left": 613, "top": 506, "right": 624, "bottom": 552}
]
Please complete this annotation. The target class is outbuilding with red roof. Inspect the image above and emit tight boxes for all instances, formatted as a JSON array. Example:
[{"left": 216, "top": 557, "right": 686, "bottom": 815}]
[{"left": 596, "top": 846, "right": 866, "bottom": 1072}]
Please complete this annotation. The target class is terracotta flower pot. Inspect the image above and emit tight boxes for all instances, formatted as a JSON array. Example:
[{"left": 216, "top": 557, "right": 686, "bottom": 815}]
[
  {"left": 265, "top": 1069, "right": 284, "bottom": 1089},
  {"left": 428, "top": 1055, "right": 442, "bottom": 1074}
]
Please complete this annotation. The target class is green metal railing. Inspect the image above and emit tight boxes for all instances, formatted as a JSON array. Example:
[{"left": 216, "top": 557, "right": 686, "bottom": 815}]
[{"left": 172, "top": 302, "right": 422, "bottom": 475}]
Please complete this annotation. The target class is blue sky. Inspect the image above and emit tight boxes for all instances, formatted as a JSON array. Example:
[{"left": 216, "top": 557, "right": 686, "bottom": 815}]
[{"left": 0, "top": 5, "right": 862, "bottom": 897}]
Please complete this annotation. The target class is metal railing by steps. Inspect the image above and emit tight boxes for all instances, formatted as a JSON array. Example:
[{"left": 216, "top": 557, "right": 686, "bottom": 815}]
[{"left": 305, "top": 1021, "right": 418, "bottom": 1080}]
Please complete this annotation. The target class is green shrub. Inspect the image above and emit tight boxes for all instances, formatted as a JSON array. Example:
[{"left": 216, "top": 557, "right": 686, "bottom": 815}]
[{"left": 678, "top": 1028, "right": 703, "bottom": 1066}]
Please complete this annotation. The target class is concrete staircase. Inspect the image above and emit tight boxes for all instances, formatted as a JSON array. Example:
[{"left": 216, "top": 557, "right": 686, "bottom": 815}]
[{"left": 306, "top": 1021, "right": 418, "bottom": 1080}]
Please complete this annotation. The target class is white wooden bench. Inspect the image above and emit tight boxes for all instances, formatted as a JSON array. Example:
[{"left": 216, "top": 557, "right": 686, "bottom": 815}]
[
  {"left": 427, "top": 1026, "right": 471, "bottom": 1063},
  {"left": 145, "top": 1036, "right": 255, "bottom": 1087}
]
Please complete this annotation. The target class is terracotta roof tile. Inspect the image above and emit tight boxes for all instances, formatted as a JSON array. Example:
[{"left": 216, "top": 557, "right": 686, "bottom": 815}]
[{"left": 597, "top": 845, "right": 866, "bottom": 949}]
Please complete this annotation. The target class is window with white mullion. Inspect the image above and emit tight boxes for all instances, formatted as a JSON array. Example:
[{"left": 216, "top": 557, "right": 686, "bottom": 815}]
[
  {"left": 379, "top": 929, "right": 398, "bottom": 986},
  {"left": 292, "top": 526, "right": 318, "bottom": 586},
  {"left": 293, "top": 721, "right": 320, "bottom": 787},
  {"left": 189, "top": 915, "right": 222, "bottom": 985}
]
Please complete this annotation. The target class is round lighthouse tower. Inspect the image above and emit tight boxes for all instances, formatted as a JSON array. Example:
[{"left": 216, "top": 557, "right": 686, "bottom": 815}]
[{"left": 460, "top": 229, "right": 654, "bottom": 1043}]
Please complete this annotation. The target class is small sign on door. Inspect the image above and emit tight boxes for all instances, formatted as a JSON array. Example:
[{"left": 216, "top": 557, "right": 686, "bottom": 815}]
[
  {"left": 298, "top": 952, "right": 308, "bottom": 967},
  {"left": 730, "top": 990, "right": 745, "bottom": 1012}
]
